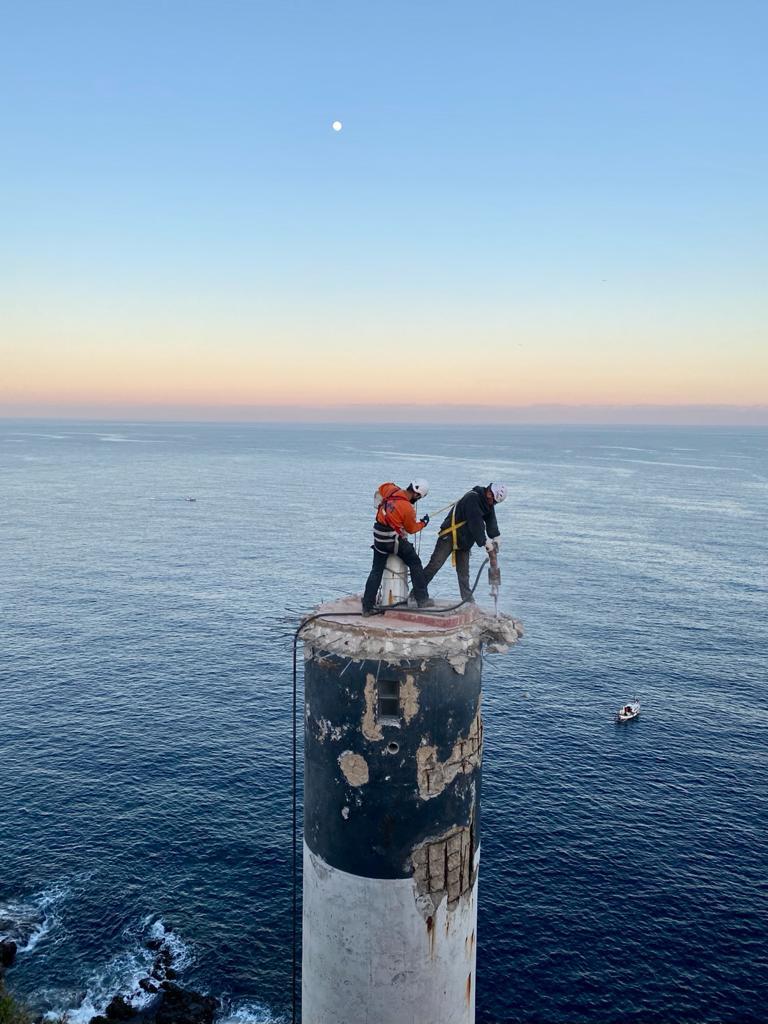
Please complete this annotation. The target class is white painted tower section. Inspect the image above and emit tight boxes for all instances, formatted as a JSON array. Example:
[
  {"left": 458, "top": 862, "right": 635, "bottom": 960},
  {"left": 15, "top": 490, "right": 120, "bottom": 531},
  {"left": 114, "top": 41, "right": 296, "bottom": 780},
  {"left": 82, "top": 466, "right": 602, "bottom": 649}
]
[
  {"left": 302, "top": 845, "right": 479, "bottom": 1024},
  {"left": 380, "top": 553, "right": 409, "bottom": 605}
]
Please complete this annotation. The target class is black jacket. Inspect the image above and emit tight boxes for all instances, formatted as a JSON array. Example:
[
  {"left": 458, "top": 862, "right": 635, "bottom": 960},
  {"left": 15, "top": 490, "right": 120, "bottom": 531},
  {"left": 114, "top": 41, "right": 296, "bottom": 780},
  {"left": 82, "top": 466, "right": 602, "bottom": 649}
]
[{"left": 438, "top": 486, "right": 500, "bottom": 551}]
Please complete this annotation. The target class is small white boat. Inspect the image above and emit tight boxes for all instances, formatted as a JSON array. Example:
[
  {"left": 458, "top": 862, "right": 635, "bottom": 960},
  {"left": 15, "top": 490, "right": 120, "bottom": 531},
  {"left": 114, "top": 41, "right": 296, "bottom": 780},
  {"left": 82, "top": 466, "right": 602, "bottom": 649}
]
[{"left": 616, "top": 699, "right": 640, "bottom": 723}]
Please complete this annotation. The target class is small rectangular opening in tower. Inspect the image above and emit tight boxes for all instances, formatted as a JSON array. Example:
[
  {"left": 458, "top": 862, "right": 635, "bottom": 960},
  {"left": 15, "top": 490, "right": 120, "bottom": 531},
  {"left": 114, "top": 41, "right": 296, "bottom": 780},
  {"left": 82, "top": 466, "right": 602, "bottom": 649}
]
[{"left": 378, "top": 679, "right": 400, "bottom": 721}]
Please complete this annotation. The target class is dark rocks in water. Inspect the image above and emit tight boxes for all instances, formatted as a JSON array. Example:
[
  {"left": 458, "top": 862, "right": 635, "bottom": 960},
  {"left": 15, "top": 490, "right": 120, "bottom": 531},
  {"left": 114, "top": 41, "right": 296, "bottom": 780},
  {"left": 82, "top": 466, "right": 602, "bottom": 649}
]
[
  {"left": 89, "top": 977, "right": 216, "bottom": 1024},
  {"left": 8, "top": 924, "right": 214, "bottom": 1024},
  {"left": 147, "top": 951, "right": 174, "bottom": 984},
  {"left": 149, "top": 947, "right": 173, "bottom": 976},
  {"left": 0, "top": 939, "right": 17, "bottom": 967},
  {"left": 154, "top": 983, "right": 216, "bottom": 1024},
  {"left": 105, "top": 996, "right": 135, "bottom": 1021}
]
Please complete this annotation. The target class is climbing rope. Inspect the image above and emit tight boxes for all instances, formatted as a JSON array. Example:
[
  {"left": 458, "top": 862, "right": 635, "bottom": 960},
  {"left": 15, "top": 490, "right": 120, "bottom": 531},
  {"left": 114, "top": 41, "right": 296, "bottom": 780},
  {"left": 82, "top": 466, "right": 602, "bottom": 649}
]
[
  {"left": 417, "top": 496, "right": 462, "bottom": 556},
  {"left": 289, "top": 558, "right": 490, "bottom": 1022},
  {"left": 431, "top": 497, "right": 461, "bottom": 517}
]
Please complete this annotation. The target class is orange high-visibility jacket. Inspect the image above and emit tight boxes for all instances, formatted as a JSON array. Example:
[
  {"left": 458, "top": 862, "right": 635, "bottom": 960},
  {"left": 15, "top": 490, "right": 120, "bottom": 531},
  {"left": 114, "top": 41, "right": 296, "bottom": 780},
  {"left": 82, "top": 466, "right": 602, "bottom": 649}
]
[{"left": 375, "top": 482, "right": 426, "bottom": 538}]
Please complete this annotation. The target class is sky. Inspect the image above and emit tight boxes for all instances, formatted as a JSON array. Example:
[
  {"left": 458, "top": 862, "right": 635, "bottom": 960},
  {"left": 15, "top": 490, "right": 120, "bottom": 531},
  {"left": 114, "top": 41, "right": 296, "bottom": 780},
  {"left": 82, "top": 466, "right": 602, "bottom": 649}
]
[{"left": 1, "top": 0, "right": 767, "bottom": 423}]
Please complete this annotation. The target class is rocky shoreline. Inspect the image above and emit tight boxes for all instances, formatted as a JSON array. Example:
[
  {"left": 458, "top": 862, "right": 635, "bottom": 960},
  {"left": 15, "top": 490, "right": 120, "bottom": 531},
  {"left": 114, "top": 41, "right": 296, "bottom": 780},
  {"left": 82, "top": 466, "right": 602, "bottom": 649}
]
[{"left": 0, "top": 936, "right": 217, "bottom": 1024}]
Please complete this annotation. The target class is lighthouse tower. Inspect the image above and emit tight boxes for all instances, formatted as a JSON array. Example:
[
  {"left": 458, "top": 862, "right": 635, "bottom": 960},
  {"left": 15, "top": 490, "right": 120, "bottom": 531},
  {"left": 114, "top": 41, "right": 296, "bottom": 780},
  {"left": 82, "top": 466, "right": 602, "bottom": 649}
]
[{"left": 299, "top": 595, "right": 521, "bottom": 1024}]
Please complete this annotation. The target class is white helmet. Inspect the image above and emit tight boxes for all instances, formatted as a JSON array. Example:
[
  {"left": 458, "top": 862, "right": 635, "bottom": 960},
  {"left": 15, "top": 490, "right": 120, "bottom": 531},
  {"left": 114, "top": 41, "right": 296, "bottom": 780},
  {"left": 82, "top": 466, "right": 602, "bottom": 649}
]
[
  {"left": 490, "top": 481, "right": 508, "bottom": 503},
  {"left": 408, "top": 478, "right": 430, "bottom": 499}
]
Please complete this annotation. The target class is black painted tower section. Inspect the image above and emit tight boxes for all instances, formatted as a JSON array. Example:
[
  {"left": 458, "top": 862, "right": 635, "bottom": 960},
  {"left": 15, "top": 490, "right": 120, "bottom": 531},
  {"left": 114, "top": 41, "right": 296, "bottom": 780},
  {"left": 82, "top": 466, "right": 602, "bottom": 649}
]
[{"left": 304, "top": 650, "right": 482, "bottom": 880}]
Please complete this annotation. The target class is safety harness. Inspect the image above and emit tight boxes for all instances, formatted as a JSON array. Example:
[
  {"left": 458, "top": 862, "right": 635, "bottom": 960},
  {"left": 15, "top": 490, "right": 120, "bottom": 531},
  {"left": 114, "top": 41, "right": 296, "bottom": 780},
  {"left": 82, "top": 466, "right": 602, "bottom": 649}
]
[
  {"left": 373, "top": 491, "right": 407, "bottom": 554},
  {"left": 438, "top": 504, "right": 467, "bottom": 567},
  {"left": 373, "top": 521, "right": 399, "bottom": 555}
]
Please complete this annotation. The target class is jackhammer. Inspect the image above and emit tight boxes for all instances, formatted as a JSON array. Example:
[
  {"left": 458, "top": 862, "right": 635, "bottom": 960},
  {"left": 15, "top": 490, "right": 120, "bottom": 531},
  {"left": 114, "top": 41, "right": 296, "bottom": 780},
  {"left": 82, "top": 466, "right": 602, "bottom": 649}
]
[{"left": 488, "top": 542, "right": 501, "bottom": 617}]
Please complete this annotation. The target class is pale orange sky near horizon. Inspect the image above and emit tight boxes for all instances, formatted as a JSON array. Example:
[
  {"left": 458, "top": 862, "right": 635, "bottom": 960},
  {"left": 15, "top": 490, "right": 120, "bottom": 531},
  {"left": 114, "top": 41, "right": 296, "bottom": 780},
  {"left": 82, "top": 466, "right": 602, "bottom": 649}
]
[{"left": 3, "top": 307, "right": 767, "bottom": 412}]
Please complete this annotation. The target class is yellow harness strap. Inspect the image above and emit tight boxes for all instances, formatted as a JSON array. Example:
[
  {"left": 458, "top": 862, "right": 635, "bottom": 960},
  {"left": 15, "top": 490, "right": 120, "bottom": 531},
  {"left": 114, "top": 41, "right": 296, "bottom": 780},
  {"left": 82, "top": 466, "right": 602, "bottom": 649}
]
[{"left": 438, "top": 505, "right": 467, "bottom": 567}]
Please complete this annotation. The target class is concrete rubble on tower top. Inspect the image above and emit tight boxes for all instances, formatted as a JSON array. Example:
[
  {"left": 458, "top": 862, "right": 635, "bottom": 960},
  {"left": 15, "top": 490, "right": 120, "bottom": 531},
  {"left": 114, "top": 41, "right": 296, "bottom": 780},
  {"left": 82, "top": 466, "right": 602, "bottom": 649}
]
[{"left": 300, "top": 596, "right": 523, "bottom": 673}]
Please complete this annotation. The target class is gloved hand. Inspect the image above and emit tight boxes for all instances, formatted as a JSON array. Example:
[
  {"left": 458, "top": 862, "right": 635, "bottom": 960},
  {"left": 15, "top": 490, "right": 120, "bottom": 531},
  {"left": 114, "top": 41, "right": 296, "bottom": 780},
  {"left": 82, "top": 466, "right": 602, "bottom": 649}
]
[
  {"left": 420, "top": 514, "right": 430, "bottom": 526},
  {"left": 491, "top": 536, "right": 501, "bottom": 550},
  {"left": 484, "top": 538, "right": 498, "bottom": 553}
]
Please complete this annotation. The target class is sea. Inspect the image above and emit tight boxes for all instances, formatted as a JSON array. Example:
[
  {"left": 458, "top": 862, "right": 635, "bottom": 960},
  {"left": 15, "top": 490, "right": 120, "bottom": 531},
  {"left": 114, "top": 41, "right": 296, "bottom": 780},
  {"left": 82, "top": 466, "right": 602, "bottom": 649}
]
[{"left": 1, "top": 420, "right": 766, "bottom": 1024}]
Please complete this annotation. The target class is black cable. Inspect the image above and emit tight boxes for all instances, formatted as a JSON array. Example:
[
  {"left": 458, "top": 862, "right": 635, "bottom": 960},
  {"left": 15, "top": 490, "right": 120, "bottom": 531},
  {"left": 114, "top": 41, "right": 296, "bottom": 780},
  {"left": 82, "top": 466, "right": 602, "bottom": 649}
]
[
  {"left": 384, "top": 556, "right": 490, "bottom": 616},
  {"left": 289, "top": 555, "right": 490, "bottom": 1023},
  {"left": 291, "top": 629, "right": 298, "bottom": 1024}
]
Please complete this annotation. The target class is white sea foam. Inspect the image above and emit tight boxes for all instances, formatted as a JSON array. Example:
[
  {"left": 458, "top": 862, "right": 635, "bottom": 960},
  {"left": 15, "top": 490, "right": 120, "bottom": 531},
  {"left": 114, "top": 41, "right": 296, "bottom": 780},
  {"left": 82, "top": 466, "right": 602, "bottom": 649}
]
[
  {"left": 217, "top": 1003, "right": 286, "bottom": 1024},
  {"left": 594, "top": 445, "right": 656, "bottom": 453},
  {"left": 21, "top": 916, "right": 52, "bottom": 952},
  {"left": 368, "top": 449, "right": 455, "bottom": 462},
  {"left": 0, "top": 879, "right": 73, "bottom": 952},
  {"left": 63, "top": 995, "right": 101, "bottom": 1024},
  {"left": 97, "top": 435, "right": 164, "bottom": 444},
  {"left": 57, "top": 917, "right": 193, "bottom": 1024},
  {"left": 652, "top": 496, "right": 753, "bottom": 518},
  {"left": 589, "top": 455, "right": 756, "bottom": 473},
  {"left": 144, "top": 917, "right": 194, "bottom": 972},
  {"left": 8, "top": 432, "right": 67, "bottom": 440},
  {"left": 0, "top": 897, "right": 47, "bottom": 949}
]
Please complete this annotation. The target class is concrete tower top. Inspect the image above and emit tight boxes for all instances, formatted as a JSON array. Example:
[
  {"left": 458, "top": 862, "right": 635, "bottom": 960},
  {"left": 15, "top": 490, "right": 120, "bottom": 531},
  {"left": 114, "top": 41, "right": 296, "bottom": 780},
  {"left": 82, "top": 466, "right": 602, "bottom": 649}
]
[{"left": 300, "top": 595, "right": 523, "bottom": 672}]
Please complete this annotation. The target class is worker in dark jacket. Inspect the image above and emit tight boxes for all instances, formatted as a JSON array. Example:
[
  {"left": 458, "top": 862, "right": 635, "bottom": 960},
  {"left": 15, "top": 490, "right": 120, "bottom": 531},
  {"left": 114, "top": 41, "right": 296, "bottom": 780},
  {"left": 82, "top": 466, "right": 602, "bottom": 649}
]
[
  {"left": 422, "top": 482, "right": 508, "bottom": 603},
  {"left": 362, "top": 479, "right": 434, "bottom": 615}
]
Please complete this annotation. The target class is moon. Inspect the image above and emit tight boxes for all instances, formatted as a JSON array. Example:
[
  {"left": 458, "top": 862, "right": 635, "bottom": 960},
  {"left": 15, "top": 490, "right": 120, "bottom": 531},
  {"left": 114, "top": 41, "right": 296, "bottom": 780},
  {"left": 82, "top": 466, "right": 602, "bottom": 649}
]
[{"left": 332, "top": 120, "right": 343, "bottom": 132}]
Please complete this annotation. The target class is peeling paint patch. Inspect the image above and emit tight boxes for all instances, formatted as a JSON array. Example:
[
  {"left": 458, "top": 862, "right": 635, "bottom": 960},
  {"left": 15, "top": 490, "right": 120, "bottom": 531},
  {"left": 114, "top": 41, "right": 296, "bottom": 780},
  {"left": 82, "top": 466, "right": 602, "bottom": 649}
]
[
  {"left": 416, "top": 710, "right": 483, "bottom": 800},
  {"left": 362, "top": 673, "right": 383, "bottom": 741},
  {"left": 400, "top": 674, "right": 419, "bottom": 723},
  {"left": 338, "top": 751, "right": 369, "bottom": 787},
  {"left": 313, "top": 717, "right": 346, "bottom": 743},
  {"left": 411, "top": 822, "right": 476, "bottom": 914}
]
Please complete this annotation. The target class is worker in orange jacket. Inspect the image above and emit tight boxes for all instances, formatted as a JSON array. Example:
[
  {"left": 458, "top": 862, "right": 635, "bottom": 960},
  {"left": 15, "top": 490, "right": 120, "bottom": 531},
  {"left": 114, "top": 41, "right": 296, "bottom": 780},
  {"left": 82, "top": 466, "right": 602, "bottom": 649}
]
[{"left": 362, "top": 480, "right": 434, "bottom": 614}]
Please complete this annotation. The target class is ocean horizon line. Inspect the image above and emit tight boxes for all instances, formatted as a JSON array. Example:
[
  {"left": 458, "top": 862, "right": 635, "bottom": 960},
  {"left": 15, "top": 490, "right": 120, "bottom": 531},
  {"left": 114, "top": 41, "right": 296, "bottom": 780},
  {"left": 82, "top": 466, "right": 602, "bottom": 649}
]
[{"left": 2, "top": 402, "right": 768, "bottom": 427}]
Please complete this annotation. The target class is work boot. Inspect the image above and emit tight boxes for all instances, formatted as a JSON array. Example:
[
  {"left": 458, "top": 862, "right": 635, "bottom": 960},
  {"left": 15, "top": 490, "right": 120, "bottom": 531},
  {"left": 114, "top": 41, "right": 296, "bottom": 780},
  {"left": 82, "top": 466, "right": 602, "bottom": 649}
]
[{"left": 416, "top": 597, "right": 435, "bottom": 609}]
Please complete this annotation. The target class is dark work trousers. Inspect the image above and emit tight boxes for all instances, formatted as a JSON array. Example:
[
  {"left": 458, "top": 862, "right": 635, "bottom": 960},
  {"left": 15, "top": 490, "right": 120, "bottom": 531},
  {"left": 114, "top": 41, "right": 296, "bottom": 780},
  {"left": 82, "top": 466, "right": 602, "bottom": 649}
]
[
  {"left": 422, "top": 535, "right": 473, "bottom": 602},
  {"left": 362, "top": 538, "right": 429, "bottom": 611}
]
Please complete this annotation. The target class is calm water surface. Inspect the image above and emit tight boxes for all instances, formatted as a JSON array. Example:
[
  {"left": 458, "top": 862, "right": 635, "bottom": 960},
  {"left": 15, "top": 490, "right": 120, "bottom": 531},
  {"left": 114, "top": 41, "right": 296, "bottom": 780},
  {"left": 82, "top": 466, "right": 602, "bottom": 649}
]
[{"left": 1, "top": 421, "right": 766, "bottom": 1024}]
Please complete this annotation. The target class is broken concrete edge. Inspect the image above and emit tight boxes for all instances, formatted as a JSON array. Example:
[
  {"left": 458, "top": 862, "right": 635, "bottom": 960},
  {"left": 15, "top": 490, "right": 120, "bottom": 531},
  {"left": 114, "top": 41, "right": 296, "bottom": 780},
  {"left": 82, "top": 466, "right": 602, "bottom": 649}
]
[
  {"left": 412, "top": 825, "right": 480, "bottom": 920},
  {"left": 299, "top": 608, "right": 523, "bottom": 670}
]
